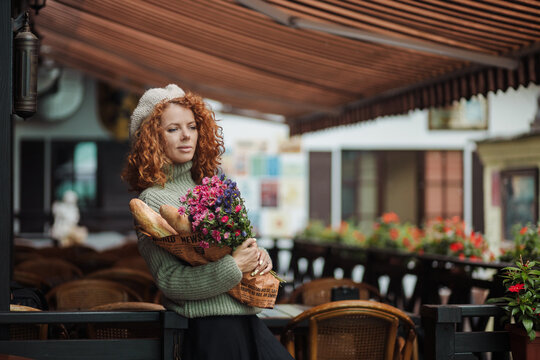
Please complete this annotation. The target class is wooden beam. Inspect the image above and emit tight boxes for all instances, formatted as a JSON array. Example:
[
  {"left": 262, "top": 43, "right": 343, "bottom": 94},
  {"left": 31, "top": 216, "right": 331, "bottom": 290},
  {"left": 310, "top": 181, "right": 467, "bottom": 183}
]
[{"left": 0, "top": 0, "right": 12, "bottom": 320}]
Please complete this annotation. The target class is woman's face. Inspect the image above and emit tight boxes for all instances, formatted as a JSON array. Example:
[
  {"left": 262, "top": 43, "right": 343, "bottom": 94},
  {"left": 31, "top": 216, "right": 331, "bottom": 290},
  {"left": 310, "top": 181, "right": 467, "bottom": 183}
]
[{"left": 161, "top": 103, "right": 198, "bottom": 164}]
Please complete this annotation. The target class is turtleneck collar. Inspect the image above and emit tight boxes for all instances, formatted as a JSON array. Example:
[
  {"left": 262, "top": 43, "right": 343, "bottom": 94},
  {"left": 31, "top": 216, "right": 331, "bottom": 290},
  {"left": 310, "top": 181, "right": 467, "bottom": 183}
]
[{"left": 167, "top": 161, "right": 193, "bottom": 180}]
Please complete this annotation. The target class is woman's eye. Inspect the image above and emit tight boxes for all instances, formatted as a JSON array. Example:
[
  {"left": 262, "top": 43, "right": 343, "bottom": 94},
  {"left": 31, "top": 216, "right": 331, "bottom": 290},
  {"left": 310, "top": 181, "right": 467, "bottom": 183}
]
[
  {"left": 167, "top": 128, "right": 178, "bottom": 133},
  {"left": 190, "top": 126, "right": 197, "bottom": 130}
]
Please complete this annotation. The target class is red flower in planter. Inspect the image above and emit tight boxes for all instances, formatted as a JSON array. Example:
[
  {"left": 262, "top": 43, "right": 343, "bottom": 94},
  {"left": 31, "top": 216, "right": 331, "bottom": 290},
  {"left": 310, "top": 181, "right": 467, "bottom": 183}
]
[
  {"left": 450, "top": 242, "right": 464, "bottom": 252},
  {"left": 508, "top": 283, "right": 524, "bottom": 293},
  {"left": 382, "top": 212, "right": 400, "bottom": 224}
]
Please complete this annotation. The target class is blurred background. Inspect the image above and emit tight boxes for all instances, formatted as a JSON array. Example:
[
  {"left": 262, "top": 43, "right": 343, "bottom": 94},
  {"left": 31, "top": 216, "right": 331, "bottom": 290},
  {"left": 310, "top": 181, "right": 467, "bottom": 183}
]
[{"left": 10, "top": 0, "right": 540, "bottom": 256}]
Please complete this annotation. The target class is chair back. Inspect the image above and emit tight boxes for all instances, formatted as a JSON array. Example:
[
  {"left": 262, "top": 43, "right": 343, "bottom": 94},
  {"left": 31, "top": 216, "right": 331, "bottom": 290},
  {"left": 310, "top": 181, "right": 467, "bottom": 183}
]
[
  {"left": 13, "top": 269, "right": 50, "bottom": 293},
  {"left": 86, "top": 267, "right": 157, "bottom": 302},
  {"left": 46, "top": 279, "right": 143, "bottom": 310},
  {"left": 282, "top": 300, "right": 416, "bottom": 360},
  {"left": 113, "top": 256, "right": 151, "bottom": 274},
  {"left": 87, "top": 302, "right": 165, "bottom": 339},
  {"left": 287, "top": 277, "right": 383, "bottom": 306},
  {"left": 15, "top": 258, "right": 83, "bottom": 289}
]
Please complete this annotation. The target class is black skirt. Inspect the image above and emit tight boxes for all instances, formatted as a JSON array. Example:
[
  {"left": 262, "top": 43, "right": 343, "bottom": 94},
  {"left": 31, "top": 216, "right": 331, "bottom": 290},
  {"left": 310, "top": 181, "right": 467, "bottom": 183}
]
[{"left": 180, "top": 315, "right": 294, "bottom": 360}]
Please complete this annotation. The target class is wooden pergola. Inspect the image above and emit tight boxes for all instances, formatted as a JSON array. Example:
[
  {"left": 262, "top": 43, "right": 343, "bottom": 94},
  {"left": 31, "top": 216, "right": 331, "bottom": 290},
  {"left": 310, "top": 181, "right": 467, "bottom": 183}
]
[
  {"left": 31, "top": 0, "right": 540, "bottom": 135},
  {"left": 2, "top": 0, "right": 540, "bottom": 349}
]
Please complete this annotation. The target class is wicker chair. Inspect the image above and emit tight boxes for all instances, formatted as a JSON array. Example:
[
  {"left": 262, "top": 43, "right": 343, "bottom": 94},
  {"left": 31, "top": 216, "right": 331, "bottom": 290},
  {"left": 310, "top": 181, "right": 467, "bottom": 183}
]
[
  {"left": 281, "top": 300, "right": 416, "bottom": 360},
  {"left": 100, "top": 242, "right": 141, "bottom": 260},
  {"left": 15, "top": 258, "right": 83, "bottom": 290},
  {"left": 113, "top": 255, "right": 151, "bottom": 274},
  {"left": 46, "top": 279, "right": 143, "bottom": 310},
  {"left": 13, "top": 244, "right": 43, "bottom": 266},
  {"left": 9, "top": 304, "right": 48, "bottom": 340},
  {"left": 286, "top": 277, "right": 383, "bottom": 306},
  {"left": 86, "top": 267, "right": 158, "bottom": 302},
  {"left": 13, "top": 269, "right": 49, "bottom": 293},
  {"left": 87, "top": 302, "right": 165, "bottom": 339}
]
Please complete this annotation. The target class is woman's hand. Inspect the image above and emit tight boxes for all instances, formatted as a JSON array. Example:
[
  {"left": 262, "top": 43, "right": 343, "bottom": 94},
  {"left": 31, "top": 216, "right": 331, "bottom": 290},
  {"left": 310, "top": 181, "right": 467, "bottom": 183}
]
[
  {"left": 251, "top": 248, "right": 273, "bottom": 276},
  {"left": 232, "top": 238, "right": 259, "bottom": 273}
]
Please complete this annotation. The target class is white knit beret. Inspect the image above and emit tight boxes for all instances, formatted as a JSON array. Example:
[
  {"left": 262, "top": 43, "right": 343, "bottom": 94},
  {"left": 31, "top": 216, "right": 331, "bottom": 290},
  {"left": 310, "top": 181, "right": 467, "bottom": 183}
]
[{"left": 129, "top": 84, "right": 185, "bottom": 139}]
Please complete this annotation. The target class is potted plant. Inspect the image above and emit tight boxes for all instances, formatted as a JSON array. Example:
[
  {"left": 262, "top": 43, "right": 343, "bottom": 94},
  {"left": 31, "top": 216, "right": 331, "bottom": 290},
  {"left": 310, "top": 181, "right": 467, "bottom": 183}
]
[
  {"left": 418, "top": 216, "right": 492, "bottom": 261},
  {"left": 366, "top": 212, "right": 422, "bottom": 252},
  {"left": 489, "top": 257, "right": 540, "bottom": 359},
  {"left": 500, "top": 223, "right": 540, "bottom": 263}
]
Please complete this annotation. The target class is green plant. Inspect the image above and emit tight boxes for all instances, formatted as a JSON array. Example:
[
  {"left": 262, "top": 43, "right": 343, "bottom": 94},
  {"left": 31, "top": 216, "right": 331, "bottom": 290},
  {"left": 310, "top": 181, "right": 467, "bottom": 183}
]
[
  {"left": 336, "top": 220, "right": 366, "bottom": 247},
  {"left": 418, "top": 216, "right": 490, "bottom": 261},
  {"left": 500, "top": 223, "right": 540, "bottom": 263},
  {"left": 366, "top": 212, "right": 422, "bottom": 252},
  {"left": 296, "top": 220, "right": 339, "bottom": 243},
  {"left": 488, "top": 257, "right": 540, "bottom": 341}
]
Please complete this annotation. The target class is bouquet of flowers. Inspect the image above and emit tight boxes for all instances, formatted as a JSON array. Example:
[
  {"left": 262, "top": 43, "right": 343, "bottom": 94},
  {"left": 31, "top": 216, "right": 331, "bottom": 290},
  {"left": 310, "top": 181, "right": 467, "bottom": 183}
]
[
  {"left": 179, "top": 174, "right": 254, "bottom": 249},
  {"left": 129, "top": 174, "right": 281, "bottom": 309}
]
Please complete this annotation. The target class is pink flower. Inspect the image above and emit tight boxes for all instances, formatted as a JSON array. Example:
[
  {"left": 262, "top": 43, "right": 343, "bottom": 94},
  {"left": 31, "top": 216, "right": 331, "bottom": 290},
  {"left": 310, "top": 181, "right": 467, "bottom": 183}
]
[
  {"left": 178, "top": 207, "right": 186, "bottom": 216},
  {"left": 202, "top": 228, "right": 208, "bottom": 235},
  {"left": 221, "top": 215, "right": 229, "bottom": 223},
  {"left": 180, "top": 196, "right": 187, "bottom": 202},
  {"left": 202, "top": 177, "right": 210, "bottom": 185},
  {"left": 207, "top": 213, "right": 215, "bottom": 221},
  {"left": 235, "top": 205, "right": 242, "bottom": 213},
  {"left": 199, "top": 241, "right": 209, "bottom": 249},
  {"left": 211, "top": 230, "right": 221, "bottom": 242},
  {"left": 224, "top": 232, "right": 230, "bottom": 239}
]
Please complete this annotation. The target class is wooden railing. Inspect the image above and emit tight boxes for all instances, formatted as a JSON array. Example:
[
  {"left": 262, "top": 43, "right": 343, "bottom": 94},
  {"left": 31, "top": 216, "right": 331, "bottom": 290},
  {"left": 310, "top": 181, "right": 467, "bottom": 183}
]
[
  {"left": 421, "top": 304, "right": 510, "bottom": 360},
  {"left": 0, "top": 311, "right": 187, "bottom": 360},
  {"left": 277, "top": 238, "right": 511, "bottom": 311}
]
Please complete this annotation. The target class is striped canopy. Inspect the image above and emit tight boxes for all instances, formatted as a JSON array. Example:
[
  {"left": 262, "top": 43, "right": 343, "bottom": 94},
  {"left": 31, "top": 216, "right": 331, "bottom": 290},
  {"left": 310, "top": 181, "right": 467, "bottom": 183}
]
[{"left": 33, "top": 0, "right": 540, "bottom": 134}]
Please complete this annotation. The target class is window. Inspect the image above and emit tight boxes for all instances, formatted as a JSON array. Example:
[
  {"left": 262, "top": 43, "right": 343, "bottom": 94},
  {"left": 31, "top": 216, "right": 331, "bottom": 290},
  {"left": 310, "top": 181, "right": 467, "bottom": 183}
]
[
  {"left": 423, "top": 150, "right": 463, "bottom": 222},
  {"left": 342, "top": 151, "right": 379, "bottom": 233},
  {"left": 19, "top": 139, "right": 133, "bottom": 234},
  {"left": 501, "top": 168, "right": 538, "bottom": 240},
  {"left": 52, "top": 141, "right": 97, "bottom": 209}
]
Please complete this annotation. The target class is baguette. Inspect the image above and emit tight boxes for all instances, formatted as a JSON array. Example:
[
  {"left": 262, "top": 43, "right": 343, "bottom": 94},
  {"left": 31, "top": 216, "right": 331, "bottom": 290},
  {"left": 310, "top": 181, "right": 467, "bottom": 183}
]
[
  {"left": 129, "top": 198, "right": 177, "bottom": 238},
  {"left": 160, "top": 204, "right": 192, "bottom": 234}
]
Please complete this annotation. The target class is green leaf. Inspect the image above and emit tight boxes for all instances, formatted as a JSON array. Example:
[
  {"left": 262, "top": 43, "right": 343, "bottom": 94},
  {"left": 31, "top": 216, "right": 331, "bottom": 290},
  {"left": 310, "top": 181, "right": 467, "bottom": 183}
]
[
  {"left": 523, "top": 318, "right": 533, "bottom": 333},
  {"left": 511, "top": 307, "right": 519, "bottom": 316}
]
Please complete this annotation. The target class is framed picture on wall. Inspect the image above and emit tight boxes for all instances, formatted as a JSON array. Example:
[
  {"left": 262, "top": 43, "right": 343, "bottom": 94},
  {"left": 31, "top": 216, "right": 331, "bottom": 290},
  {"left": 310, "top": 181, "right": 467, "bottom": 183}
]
[
  {"left": 429, "top": 95, "right": 488, "bottom": 130},
  {"left": 501, "top": 168, "right": 539, "bottom": 241}
]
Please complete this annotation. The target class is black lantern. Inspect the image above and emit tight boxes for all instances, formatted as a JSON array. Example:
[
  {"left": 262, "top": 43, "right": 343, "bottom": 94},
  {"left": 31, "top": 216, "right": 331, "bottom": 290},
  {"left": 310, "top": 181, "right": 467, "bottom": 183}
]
[
  {"left": 29, "top": 0, "right": 47, "bottom": 15},
  {"left": 13, "top": 12, "right": 39, "bottom": 118}
]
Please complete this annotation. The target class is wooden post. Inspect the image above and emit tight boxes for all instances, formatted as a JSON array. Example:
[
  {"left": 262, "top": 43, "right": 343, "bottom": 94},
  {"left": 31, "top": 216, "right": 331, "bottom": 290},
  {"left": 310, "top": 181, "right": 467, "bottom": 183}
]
[{"left": 0, "top": 0, "right": 13, "bottom": 321}]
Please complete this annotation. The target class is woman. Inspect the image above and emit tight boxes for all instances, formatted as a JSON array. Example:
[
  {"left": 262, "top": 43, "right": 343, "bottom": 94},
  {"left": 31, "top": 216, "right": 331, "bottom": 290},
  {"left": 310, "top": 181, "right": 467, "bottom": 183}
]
[{"left": 122, "top": 84, "right": 293, "bottom": 360}]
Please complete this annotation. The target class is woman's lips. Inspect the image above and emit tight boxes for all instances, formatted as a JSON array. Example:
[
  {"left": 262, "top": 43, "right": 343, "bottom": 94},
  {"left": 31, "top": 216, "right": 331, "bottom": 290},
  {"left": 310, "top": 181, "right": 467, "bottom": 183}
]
[{"left": 177, "top": 146, "right": 192, "bottom": 152}]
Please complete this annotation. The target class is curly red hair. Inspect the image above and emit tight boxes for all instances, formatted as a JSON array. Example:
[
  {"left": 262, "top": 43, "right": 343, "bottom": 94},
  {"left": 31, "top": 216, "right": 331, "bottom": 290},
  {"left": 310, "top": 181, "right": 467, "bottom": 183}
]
[{"left": 122, "top": 92, "right": 224, "bottom": 192}]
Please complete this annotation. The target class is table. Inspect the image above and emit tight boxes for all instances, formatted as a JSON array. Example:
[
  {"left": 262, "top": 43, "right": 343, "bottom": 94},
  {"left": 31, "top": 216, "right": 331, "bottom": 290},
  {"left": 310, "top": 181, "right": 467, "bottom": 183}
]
[{"left": 258, "top": 304, "right": 311, "bottom": 334}]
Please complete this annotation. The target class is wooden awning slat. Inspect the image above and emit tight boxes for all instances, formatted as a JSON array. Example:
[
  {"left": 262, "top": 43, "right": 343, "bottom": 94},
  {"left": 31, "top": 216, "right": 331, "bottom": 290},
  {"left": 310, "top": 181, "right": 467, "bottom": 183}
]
[{"left": 33, "top": 0, "right": 540, "bottom": 134}]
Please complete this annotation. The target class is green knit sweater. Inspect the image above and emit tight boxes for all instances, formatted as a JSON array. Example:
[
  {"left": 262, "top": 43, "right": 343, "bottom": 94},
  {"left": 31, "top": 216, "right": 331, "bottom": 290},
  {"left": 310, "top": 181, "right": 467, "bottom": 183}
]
[{"left": 136, "top": 161, "right": 261, "bottom": 318}]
